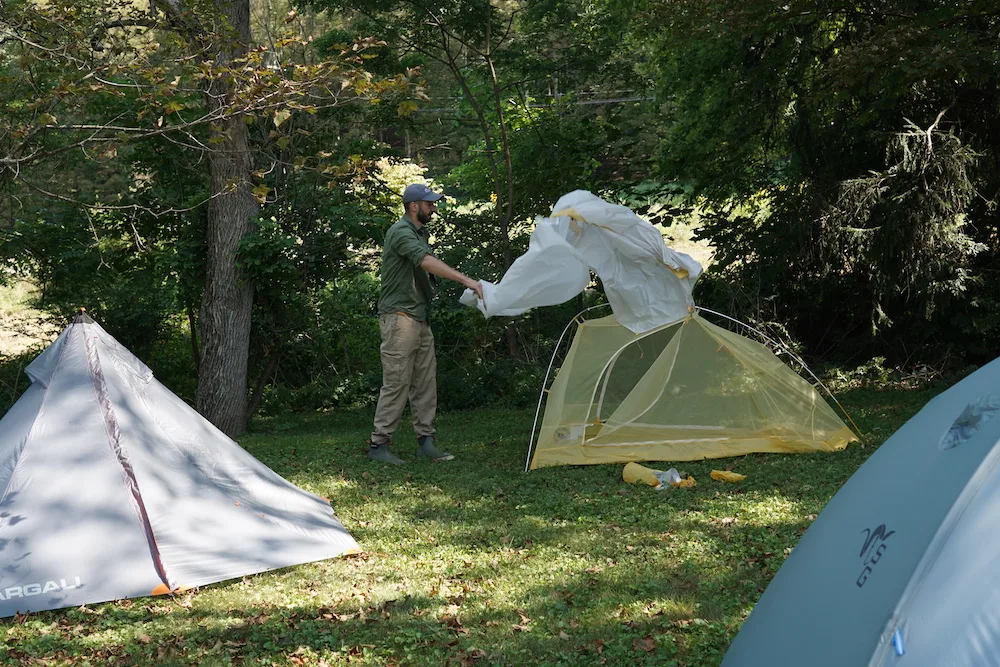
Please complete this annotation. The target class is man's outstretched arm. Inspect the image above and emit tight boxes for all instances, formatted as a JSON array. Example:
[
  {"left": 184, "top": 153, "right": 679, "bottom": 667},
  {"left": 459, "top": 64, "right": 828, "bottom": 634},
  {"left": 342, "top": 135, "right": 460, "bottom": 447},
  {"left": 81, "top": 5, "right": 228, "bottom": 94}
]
[{"left": 421, "top": 255, "right": 484, "bottom": 300}]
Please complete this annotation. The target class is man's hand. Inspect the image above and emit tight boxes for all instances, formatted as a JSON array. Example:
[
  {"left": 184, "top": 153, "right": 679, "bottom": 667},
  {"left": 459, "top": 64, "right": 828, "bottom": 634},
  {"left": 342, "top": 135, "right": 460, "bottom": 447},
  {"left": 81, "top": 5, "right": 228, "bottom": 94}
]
[{"left": 467, "top": 279, "right": 484, "bottom": 301}]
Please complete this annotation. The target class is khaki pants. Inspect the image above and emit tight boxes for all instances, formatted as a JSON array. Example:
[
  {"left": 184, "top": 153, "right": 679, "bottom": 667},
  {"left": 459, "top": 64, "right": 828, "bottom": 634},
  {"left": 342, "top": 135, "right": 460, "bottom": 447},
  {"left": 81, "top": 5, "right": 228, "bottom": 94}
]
[{"left": 371, "top": 313, "right": 437, "bottom": 445}]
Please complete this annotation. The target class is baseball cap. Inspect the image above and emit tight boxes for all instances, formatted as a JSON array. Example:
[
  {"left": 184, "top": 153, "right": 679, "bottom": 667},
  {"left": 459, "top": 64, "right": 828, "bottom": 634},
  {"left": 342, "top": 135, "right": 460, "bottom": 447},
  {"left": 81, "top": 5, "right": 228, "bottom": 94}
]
[{"left": 402, "top": 183, "right": 445, "bottom": 204}]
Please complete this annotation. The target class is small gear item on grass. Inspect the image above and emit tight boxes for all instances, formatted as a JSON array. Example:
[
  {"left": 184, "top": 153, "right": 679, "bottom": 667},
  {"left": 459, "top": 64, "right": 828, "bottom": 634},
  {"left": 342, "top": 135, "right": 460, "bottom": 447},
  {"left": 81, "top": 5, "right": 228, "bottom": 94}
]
[
  {"left": 623, "top": 462, "right": 663, "bottom": 487},
  {"left": 623, "top": 462, "right": 696, "bottom": 489},
  {"left": 710, "top": 470, "right": 747, "bottom": 483}
]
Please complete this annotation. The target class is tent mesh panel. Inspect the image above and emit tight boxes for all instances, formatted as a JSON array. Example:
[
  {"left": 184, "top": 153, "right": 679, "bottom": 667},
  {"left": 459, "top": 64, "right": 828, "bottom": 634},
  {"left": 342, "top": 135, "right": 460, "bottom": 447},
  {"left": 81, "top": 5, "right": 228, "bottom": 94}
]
[{"left": 532, "top": 314, "right": 854, "bottom": 468}]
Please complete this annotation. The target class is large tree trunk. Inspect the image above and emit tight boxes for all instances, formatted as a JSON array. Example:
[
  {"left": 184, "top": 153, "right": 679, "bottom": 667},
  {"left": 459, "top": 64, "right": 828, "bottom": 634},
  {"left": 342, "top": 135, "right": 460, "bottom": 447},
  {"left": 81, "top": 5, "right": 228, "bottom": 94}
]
[{"left": 196, "top": 0, "right": 257, "bottom": 436}]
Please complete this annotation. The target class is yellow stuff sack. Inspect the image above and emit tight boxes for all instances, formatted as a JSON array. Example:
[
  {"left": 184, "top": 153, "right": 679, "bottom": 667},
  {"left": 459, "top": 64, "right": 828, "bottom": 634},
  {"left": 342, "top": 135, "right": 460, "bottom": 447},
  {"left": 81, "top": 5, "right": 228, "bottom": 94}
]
[
  {"left": 710, "top": 470, "right": 747, "bottom": 483},
  {"left": 623, "top": 462, "right": 663, "bottom": 487}
]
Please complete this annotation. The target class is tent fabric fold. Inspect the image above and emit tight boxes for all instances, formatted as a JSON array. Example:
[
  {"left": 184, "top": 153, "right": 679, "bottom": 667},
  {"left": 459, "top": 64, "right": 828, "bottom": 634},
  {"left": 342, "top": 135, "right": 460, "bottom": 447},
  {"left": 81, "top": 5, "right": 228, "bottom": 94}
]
[
  {"left": 0, "top": 315, "right": 359, "bottom": 617},
  {"left": 460, "top": 190, "right": 703, "bottom": 334}
]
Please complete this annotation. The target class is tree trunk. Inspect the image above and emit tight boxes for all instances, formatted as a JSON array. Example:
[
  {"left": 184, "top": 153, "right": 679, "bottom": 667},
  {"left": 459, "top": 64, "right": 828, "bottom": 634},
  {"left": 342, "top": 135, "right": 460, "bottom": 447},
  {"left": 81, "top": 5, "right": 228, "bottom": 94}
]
[
  {"left": 195, "top": 0, "right": 257, "bottom": 436},
  {"left": 246, "top": 349, "right": 280, "bottom": 421},
  {"left": 187, "top": 303, "right": 200, "bottom": 372}
]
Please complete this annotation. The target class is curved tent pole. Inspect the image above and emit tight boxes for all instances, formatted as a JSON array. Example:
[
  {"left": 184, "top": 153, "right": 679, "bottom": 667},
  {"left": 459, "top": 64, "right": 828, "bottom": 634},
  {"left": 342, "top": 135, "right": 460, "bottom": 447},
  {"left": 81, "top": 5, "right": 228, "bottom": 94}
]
[
  {"left": 588, "top": 317, "right": 687, "bottom": 436},
  {"left": 694, "top": 306, "right": 865, "bottom": 442},
  {"left": 525, "top": 303, "right": 612, "bottom": 472}
]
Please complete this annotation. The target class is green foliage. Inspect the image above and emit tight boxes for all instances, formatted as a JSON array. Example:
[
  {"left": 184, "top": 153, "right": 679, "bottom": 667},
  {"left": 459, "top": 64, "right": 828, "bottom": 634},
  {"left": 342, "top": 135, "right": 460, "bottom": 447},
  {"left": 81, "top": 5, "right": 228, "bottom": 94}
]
[
  {"left": 255, "top": 273, "right": 383, "bottom": 415},
  {"left": 446, "top": 100, "right": 613, "bottom": 220},
  {"left": 631, "top": 0, "right": 1000, "bottom": 364},
  {"left": 4, "top": 0, "right": 999, "bottom": 424},
  {"left": 140, "top": 320, "right": 200, "bottom": 405},
  {"left": 249, "top": 265, "right": 580, "bottom": 415},
  {"left": 0, "top": 351, "right": 33, "bottom": 416},
  {"left": 613, "top": 179, "right": 698, "bottom": 227},
  {"left": 0, "top": 209, "right": 181, "bottom": 358}
]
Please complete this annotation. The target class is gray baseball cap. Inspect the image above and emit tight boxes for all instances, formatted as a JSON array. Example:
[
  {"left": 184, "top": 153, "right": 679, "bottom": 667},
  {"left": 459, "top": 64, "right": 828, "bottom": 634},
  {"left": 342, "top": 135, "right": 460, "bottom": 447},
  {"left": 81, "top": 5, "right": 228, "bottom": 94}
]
[{"left": 402, "top": 183, "right": 445, "bottom": 204}]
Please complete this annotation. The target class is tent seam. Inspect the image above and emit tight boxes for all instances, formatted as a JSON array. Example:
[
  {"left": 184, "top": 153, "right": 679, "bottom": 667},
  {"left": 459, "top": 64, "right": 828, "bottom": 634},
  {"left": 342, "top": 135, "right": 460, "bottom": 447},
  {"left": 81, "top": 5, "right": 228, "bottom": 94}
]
[
  {"left": 582, "top": 317, "right": 687, "bottom": 441},
  {"left": 694, "top": 316, "right": 822, "bottom": 443},
  {"left": 80, "top": 325, "right": 172, "bottom": 591}
]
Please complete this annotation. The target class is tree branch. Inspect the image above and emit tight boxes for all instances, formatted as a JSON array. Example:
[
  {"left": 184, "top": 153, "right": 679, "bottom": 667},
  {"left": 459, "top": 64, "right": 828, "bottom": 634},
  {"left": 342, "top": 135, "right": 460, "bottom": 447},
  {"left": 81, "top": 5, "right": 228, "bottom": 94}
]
[
  {"left": 925, "top": 102, "right": 955, "bottom": 153},
  {"left": 14, "top": 173, "right": 221, "bottom": 216},
  {"left": 90, "top": 19, "right": 160, "bottom": 51}
]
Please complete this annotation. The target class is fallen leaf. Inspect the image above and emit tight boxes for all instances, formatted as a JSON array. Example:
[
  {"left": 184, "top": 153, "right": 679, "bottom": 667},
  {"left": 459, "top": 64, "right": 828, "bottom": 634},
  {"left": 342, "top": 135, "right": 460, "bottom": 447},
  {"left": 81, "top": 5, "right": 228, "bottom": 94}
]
[
  {"left": 633, "top": 636, "right": 657, "bottom": 652},
  {"left": 246, "top": 613, "right": 269, "bottom": 626},
  {"left": 456, "top": 648, "right": 487, "bottom": 666},
  {"left": 512, "top": 612, "right": 532, "bottom": 632},
  {"left": 273, "top": 109, "right": 292, "bottom": 127}
]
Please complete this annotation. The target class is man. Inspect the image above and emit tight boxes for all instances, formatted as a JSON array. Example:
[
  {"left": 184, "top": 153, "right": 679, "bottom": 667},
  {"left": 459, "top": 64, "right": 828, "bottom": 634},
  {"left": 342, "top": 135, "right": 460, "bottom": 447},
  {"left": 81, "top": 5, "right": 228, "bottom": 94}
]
[{"left": 368, "top": 183, "right": 484, "bottom": 464}]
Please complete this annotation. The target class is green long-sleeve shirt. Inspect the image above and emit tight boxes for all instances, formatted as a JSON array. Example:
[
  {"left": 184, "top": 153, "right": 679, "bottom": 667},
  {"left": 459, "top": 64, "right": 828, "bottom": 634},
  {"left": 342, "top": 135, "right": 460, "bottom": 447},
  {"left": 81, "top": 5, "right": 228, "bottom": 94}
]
[{"left": 377, "top": 215, "right": 435, "bottom": 321}]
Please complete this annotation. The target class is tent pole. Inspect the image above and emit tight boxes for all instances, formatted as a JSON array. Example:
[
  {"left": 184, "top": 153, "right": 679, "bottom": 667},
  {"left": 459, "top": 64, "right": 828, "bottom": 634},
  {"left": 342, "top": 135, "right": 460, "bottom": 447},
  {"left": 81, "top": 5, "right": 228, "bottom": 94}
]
[
  {"left": 694, "top": 307, "right": 865, "bottom": 442},
  {"left": 525, "top": 303, "right": 611, "bottom": 472}
]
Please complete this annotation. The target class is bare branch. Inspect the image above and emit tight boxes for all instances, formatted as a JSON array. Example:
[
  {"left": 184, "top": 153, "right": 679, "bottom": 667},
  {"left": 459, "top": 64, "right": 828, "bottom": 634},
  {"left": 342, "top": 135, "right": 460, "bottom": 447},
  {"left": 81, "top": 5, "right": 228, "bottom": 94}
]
[
  {"left": 497, "top": 7, "right": 519, "bottom": 47},
  {"left": 925, "top": 102, "right": 955, "bottom": 153},
  {"left": 90, "top": 19, "right": 160, "bottom": 51},
  {"left": 15, "top": 173, "right": 221, "bottom": 217},
  {"left": 149, "top": 0, "right": 205, "bottom": 36}
]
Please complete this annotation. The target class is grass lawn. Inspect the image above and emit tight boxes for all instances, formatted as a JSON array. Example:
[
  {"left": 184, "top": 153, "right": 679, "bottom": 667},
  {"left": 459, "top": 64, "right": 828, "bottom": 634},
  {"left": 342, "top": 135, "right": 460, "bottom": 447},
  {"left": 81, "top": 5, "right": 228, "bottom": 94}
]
[{"left": 1, "top": 381, "right": 944, "bottom": 666}]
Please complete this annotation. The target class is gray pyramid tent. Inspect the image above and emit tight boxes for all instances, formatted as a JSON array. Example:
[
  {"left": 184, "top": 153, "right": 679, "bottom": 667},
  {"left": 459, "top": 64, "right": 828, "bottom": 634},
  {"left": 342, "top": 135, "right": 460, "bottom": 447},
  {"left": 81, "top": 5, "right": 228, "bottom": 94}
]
[
  {"left": 722, "top": 357, "right": 1000, "bottom": 666},
  {"left": 0, "top": 313, "right": 359, "bottom": 617}
]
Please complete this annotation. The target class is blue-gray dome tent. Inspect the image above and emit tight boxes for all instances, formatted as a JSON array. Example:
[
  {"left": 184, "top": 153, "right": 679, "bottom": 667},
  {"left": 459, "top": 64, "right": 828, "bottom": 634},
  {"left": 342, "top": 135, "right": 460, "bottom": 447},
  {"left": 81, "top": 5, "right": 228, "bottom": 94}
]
[{"left": 723, "top": 357, "right": 1000, "bottom": 666}]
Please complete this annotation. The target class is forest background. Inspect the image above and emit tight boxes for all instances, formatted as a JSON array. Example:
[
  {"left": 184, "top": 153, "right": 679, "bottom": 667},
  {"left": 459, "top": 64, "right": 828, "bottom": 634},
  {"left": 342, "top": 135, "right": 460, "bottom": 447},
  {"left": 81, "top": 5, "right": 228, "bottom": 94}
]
[{"left": 2, "top": 0, "right": 998, "bottom": 432}]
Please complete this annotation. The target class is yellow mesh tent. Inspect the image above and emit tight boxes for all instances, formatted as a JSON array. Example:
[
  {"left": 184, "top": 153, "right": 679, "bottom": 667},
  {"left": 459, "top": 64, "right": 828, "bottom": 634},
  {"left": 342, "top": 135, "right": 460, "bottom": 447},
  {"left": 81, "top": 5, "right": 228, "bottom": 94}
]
[{"left": 528, "top": 312, "right": 856, "bottom": 469}]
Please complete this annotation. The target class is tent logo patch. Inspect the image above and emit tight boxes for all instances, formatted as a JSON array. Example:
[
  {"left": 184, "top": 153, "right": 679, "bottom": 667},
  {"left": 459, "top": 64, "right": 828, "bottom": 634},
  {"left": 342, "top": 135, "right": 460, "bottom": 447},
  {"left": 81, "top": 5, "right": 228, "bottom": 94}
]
[
  {"left": 856, "top": 525, "right": 894, "bottom": 588},
  {"left": 0, "top": 577, "right": 82, "bottom": 601}
]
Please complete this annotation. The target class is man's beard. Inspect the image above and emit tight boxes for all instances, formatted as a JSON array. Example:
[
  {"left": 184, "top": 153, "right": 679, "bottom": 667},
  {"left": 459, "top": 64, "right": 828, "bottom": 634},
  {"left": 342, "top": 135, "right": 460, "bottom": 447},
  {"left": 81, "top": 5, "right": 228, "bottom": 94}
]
[{"left": 416, "top": 206, "right": 433, "bottom": 225}]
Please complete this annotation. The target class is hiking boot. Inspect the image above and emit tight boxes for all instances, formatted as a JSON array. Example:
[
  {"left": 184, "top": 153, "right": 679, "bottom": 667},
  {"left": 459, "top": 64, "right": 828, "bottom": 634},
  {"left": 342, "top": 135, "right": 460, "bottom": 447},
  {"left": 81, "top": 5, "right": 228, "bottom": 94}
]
[
  {"left": 368, "top": 441, "right": 405, "bottom": 465},
  {"left": 416, "top": 435, "right": 454, "bottom": 462}
]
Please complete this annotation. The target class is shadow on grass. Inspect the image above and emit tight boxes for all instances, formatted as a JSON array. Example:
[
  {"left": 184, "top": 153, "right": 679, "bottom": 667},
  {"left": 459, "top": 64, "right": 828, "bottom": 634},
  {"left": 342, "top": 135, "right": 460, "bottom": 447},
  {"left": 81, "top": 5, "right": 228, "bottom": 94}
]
[
  {"left": 2, "top": 383, "right": 938, "bottom": 666},
  {"left": 4, "top": 552, "right": 746, "bottom": 667}
]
